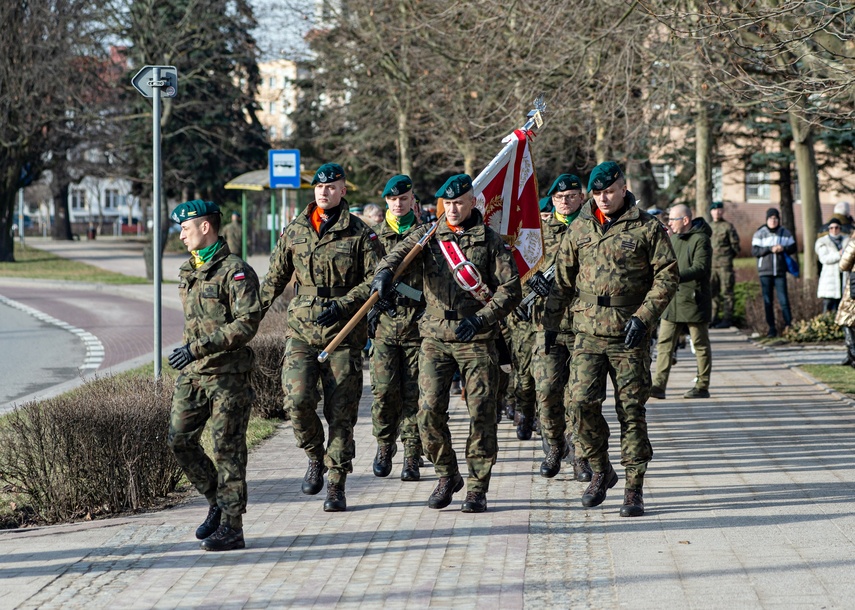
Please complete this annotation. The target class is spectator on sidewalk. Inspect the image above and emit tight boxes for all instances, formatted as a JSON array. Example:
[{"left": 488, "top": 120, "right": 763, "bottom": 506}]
[
  {"left": 751, "top": 208, "right": 796, "bottom": 338},
  {"left": 815, "top": 218, "right": 849, "bottom": 313},
  {"left": 709, "top": 201, "right": 740, "bottom": 328},
  {"left": 650, "top": 204, "right": 713, "bottom": 400},
  {"left": 362, "top": 203, "right": 384, "bottom": 227},
  {"left": 818, "top": 201, "right": 853, "bottom": 237},
  {"left": 223, "top": 212, "right": 243, "bottom": 259},
  {"left": 836, "top": 238, "right": 855, "bottom": 366}
]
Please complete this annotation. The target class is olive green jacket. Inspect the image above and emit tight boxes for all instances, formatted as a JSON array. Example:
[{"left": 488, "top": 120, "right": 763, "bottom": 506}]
[
  {"left": 178, "top": 240, "right": 262, "bottom": 375},
  {"left": 376, "top": 209, "right": 522, "bottom": 342},
  {"left": 260, "top": 200, "right": 384, "bottom": 348},
  {"left": 662, "top": 218, "right": 713, "bottom": 324},
  {"left": 531, "top": 214, "right": 574, "bottom": 334},
  {"left": 543, "top": 195, "right": 678, "bottom": 338}
]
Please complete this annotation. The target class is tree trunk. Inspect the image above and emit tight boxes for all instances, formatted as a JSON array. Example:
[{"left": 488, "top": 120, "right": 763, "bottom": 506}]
[
  {"left": 0, "top": 188, "right": 15, "bottom": 262},
  {"left": 789, "top": 111, "right": 821, "bottom": 281},
  {"left": 52, "top": 181, "right": 73, "bottom": 240},
  {"left": 397, "top": 108, "right": 412, "bottom": 176},
  {"left": 777, "top": 132, "right": 796, "bottom": 238},
  {"left": 625, "top": 159, "right": 658, "bottom": 210},
  {"left": 695, "top": 100, "right": 712, "bottom": 220},
  {"left": 593, "top": 101, "right": 609, "bottom": 164}
]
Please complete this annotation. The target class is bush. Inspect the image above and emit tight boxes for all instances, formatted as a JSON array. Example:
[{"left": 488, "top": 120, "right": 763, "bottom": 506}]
[
  {"left": 741, "top": 276, "right": 823, "bottom": 335},
  {"left": 783, "top": 312, "right": 844, "bottom": 343},
  {"left": 250, "top": 331, "right": 289, "bottom": 419},
  {"left": 0, "top": 376, "right": 182, "bottom": 524},
  {"left": 732, "top": 281, "right": 760, "bottom": 327}
]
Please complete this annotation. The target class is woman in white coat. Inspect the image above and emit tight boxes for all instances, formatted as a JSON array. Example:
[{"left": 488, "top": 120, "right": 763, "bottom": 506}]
[{"left": 816, "top": 218, "right": 849, "bottom": 312}]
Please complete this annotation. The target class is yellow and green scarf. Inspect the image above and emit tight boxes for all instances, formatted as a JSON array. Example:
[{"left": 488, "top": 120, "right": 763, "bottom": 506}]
[{"left": 386, "top": 209, "right": 416, "bottom": 234}]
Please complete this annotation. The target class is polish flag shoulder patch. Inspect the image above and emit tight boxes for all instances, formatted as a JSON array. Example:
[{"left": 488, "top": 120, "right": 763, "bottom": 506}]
[
  {"left": 234, "top": 271, "right": 246, "bottom": 281},
  {"left": 369, "top": 232, "right": 378, "bottom": 241}
]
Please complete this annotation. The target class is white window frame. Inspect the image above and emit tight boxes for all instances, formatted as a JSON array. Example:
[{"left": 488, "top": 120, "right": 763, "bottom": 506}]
[
  {"left": 652, "top": 164, "right": 674, "bottom": 190},
  {"left": 712, "top": 165, "right": 723, "bottom": 202},
  {"left": 745, "top": 170, "right": 771, "bottom": 203},
  {"left": 104, "top": 188, "right": 121, "bottom": 209},
  {"left": 70, "top": 188, "right": 86, "bottom": 210}
]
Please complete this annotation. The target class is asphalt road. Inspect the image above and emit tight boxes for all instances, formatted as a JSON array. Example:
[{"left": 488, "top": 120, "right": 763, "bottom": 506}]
[{"left": 0, "top": 300, "right": 85, "bottom": 405}]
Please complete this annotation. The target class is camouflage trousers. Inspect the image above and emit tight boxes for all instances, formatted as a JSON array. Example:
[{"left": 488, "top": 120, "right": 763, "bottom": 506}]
[
  {"left": 711, "top": 266, "right": 735, "bottom": 321},
  {"left": 281, "top": 337, "right": 363, "bottom": 482},
  {"left": 168, "top": 372, "right": 254, "bottom": 528},
  {"left": 652, "top": 320, "right": 712, "bottom": 391},
  {"left": 369, "top": 338, "right": 423, "bottom": 457},
  {"left": 418, "top": 337, "right": 499, "bottom": 493},
  {"left": 511, "top": 324, "right": 536, "bottom": 420},
  {"left": 496, "top": 363, "right": 510, "bottom": 418},
  {"left": 532, "top": 330, "right": 582, "bottom": 454},
  {"left": 568, "top": 333, "right": 654, "bottom": 490}
]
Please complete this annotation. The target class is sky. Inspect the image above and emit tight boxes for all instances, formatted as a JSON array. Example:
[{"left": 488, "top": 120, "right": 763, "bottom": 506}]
[{"left": 252, "top": 0, "right": 313, "bottom": 61}]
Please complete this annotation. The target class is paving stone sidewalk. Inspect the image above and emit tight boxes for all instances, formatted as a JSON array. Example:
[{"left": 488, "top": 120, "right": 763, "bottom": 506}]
[{"left": 2, "top": 329, "right": 855, "bottom": 608}]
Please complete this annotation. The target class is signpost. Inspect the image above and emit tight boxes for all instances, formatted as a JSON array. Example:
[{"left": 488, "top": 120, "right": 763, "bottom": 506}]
[
  {"left": 132, "top": 65, "right": 178, "bottom": 380},
  {"left": 268, "top": 149, "right": 300, "bottom": 251}
]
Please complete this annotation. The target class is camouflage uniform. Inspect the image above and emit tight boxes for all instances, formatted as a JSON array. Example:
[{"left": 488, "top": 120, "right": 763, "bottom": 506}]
[
  {"left": 223, "top": 220, "right": 243, "bottom": 258},
  {"left": 260, "top": 200, "right": 383, "bottom": 483},
  {"left": 369, "top": 218, "right": 424, "bottom": 459},
  {"left": 530, "top": 214, "right": 581, "bottom": 453},
  {"left": 375, "top": 209, "right": 522, "bottom": 493},
  {"left": 710, "top": 218, "right": 740, "bottom": 322},
  {"left": 543, "top": 195, "right": 678, "bottom": 490},
  {"left": 168, "top": 240, "right": 262, "bottom": 529},
  {"left": 508, "top": 314, "right": 536, "bottom": 427}
]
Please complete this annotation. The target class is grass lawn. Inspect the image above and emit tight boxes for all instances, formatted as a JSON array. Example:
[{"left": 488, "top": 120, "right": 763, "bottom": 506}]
[
  {"left": 800, "top": 364, "right": 855, "bottom": 398},
  {"left": 0, "top": 243, "right": 148, "bottom": 284},
  {"left": 0, "top": 361, "right": 281, "bottom": 528}
]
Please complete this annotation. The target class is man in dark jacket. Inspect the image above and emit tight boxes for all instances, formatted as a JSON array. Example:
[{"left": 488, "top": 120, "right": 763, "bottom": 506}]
[
  {"left": 650, "top": 204, "right": 713, "bottom": 399},
  {"left": 751, "top": 207, "right": 796, "bottom": 337}
]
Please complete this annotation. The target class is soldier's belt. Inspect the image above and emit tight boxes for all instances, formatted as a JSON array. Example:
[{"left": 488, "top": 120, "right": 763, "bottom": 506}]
[
  {"left": 425, "top": 305, "right": 481, "bottom": 320},
  {"left": 294, "top": 285, "right": 355, "bottom": 297},
  {"left": 575, "top": 290, "right": 645, "bottom": 307},
  {"left": 396, "top": 297, "right": 423, "bottom": 309}
]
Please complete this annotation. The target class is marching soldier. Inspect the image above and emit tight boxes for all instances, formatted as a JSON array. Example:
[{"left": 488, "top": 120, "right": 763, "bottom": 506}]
[
  {"left": 709, "top": 201, "right": 740, "bottom": 328},
  {"left": 371, "top": 174, "right": 522, "bottom": 513},
  {"left": 528, "top": 173, "right": 592, "bottom": 481},
  {"left": 508, "top": 311, "right": 537, "bottom": 440},
  {"left": 544, "top": 161, "right": 678, "bottom": 517},
  {"left": 167, "top": 199, "right": 262, "bottom": 552},
  {"left": 367, "top": 174, "right": 425, "bottom": 481},
  {"left": 259, "top": 163, "right": 383, "bottom": 512}
]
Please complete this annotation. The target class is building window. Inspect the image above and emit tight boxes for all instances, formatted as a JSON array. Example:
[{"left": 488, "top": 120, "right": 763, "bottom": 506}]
[
  {"left": 268, "top": 77, "right": 275, "bottom": 88},
  {"left": 712, "top": 166, "right": 723, "bottom": 202},
  {"left": 745, "top": 170, "right": 771, "bottom": 202},
  {"left": 70, "top": 188, "right": 86, "bottom": 210},
  {"left": 104, "top": 188, "right": 121, "bottom": 209},
  {"left": 269, "top": 101, "right": 275, "bottom": 113},
  {"left": 652, "top": 164, "right": 675, "bottom": 190},
  {"left": 269, "top": 126, "right": 277, "bottom": 140}
]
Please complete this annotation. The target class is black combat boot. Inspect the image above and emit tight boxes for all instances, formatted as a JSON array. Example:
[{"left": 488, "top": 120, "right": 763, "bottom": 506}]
[
  {"left": 195, "top": 504, "right": 222, "bottom": 540},
  {"left": 461, "top": 491, "right": 487, "bottom": 513},
  {"left": 200, "top": 524, "right": 245, "bottom": 551},
  {"left": 540, "top": 443, "right": 570, "bottom": 478},
  {"left": 515, "top": 414, "right": 533, "bottom": 440},
  {"left": 323, "top": 480, "right": 347, "bottom": 512},
  {"left": 619, "top": 488, "right": 645, "bottom": 517},
  {"left": 302, "top": 459, "right": 327, "bottom": 495},
  {"left": 428, "top": 473, "right": 464, "bottom": 509},
  {"left": 372, "top": 443, "right": 396, "bottom": 477},
  {"left": 843, "top": 327, "right": 855, "bottom": 366},
  {"left": 581, "top": 465, "right": 619, "bottom": 508},
  {"left": 401, "top": 456, "right": 421, "bottom": 482},
  {"left": 573, "top": 458, "right": 593, "bottom": 482}
]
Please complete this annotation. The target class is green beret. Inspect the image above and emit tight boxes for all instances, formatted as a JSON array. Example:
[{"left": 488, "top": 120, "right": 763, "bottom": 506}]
[
  {"left": 710, "top": 201, "right": 723, "bottom": 210},
  {"left": 539, "top": 196, "right": 554, "bottom": 213},
  {"left": 170, "top": 199, "right": 220, "bottom": 224},
  {"left": 587, "top": 161, "right": 624, "bottom": 192},
  {"left": 435, "top": 174, "right": 473, "bottom": 199},
  {"left": 312, "top": 163, "right": 346, "bottom": 185},
  {"left": 547, "top": 174, "right": 582, "bottom": 196},
  {"left": 382, "top": 174, "right": 413, "bottom": 198}
]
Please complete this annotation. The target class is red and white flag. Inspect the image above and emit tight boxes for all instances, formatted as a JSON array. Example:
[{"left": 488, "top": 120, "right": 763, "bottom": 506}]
[{"left": 473, "top": 129, "right": 543, "bottom": 282}]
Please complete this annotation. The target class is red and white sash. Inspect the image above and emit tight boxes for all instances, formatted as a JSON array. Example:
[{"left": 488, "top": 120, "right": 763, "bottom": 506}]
[{"left": 438, "top": 239, "right": 493, "bottom": 305}]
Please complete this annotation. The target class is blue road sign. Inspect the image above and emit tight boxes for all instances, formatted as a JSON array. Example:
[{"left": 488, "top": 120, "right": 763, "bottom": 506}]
[{"left": 269, "top": 149, "right": 301, "bottom": 189}]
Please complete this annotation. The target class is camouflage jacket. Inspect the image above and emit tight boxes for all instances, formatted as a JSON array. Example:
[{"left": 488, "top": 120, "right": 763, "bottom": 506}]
[
  {"left": 371, "top": 217, "right": 424, "bottom": 343},
  {"left": 177, "top": 240, "right": 262, "bottom": 375},
  {"left": 543, "top": 194, "right": 678, "bottom": 338},
  {"left": 710, "top": 219, "right": 740, "bottom": 269},
  {"left": 260, "top": 200, "right": 384, "bottom": 349},
  {"left": 530, "top": 214, "right": 574, "bottom": 334},
  {"left": 222, "top": 221, "right": 242, "bottom": 257},
  {"left": 375, "top": 209, "right": 522, "bottom": 342}
]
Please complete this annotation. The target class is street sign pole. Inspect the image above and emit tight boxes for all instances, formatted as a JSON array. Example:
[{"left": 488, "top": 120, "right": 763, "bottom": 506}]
[
  {"left": 152, "top": 67, "right": 163, "bottom": 380},
  {"left": 132, "top": 64, "right": 178, "bottom": 380}
]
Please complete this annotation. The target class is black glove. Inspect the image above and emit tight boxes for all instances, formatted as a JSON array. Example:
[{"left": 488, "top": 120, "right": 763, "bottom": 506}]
[
  {"left": 168, "top": 344, "right": 195, "bottom": 370},
  {"left": 317, "top": 301, "right": 343, "bottom": 327},
  {"left": 370, "top": 268, "right": 395, "bottom": 300},
  {"left": 455, "top": 315, "right": 484, "bottom": 342},
  {"left": 623, "top": 316, "right": 647, "bottom": 348},
  {"left": 544, "top": 330, "right": 558, "bottom": 355},
  {"left": 526, "top": 271, "right": 552, "bottom": 298},
  {"left": 367, "top": 306, "right": 380, "bottom": 339}
]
